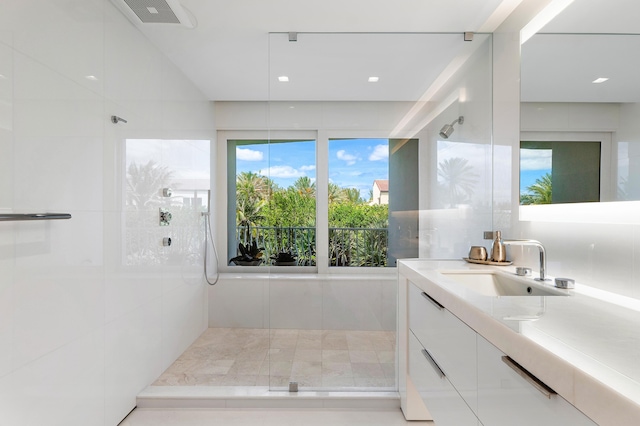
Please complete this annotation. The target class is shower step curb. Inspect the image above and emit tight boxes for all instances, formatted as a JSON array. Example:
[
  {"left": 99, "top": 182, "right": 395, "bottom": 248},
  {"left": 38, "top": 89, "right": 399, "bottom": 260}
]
[{"left": 137, "top": 386, "right": 400, "bottom": 410}]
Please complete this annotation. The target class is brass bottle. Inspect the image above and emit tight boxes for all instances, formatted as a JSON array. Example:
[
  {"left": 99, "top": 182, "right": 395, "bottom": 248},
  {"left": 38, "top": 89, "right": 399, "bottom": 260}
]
[{"left": 490, "top": 230, "right": 507, "bottom": 262}]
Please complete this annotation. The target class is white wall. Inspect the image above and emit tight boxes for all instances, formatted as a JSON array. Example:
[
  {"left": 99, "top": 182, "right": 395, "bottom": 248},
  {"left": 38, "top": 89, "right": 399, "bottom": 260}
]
[
  {"left": 209, "top": 274, "right": 397, "bottom": 332},
  {"left": 0, "top": 1, "right": 214, "bottom": 425}
]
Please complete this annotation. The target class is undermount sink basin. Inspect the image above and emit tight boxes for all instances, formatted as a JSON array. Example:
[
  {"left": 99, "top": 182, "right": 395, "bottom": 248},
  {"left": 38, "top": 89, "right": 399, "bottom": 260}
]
[{"left": 439, "top": 271, "right": 569, "bottom": 297}]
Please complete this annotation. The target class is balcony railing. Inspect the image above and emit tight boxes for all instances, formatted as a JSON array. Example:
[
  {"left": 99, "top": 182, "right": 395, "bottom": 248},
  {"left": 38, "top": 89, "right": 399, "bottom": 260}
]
[{"left": 235, "top": 225, "right": 389, "bottom": 267}]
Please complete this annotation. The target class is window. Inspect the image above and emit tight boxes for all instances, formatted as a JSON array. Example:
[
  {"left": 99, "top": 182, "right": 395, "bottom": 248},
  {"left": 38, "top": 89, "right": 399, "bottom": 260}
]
[
  {"left": 222, "top": 133, "right": 419, "bottom": 271},
  {"left": 227, "top": 139, "right": 317, "bottom": 267},
  {"left": 328, "top": 138, "right": 389, "bottom": 267},
  {"left": 520, "top": 141, "right": 601, "bottom": 204},
  {"left": 328, "top": 138, "right": 419, "bottom": 268},
  {"left": 124, "top": 139, "right": 210, "bottom": 266}
]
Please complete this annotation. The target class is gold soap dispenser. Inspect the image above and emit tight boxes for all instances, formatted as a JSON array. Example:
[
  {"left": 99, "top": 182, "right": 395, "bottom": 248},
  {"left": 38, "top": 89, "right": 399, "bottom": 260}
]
[{"left": 490, "top": 230, "right": 507, "bottom": 262}]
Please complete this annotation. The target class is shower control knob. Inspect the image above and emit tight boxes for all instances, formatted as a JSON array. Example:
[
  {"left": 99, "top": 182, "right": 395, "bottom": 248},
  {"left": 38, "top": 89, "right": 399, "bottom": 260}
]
[
  {"left": 163, "top": 237, "right": 172, "bottom": 247},
  {"left": 162, "top": 188, "right": 172, "bottom": 197}
]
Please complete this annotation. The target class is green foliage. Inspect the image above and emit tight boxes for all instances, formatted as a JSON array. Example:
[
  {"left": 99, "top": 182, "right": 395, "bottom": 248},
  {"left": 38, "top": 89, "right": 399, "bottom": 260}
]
[
  {"left": 235, "top": 174, "right": 389, "bottom": 267},
  {"left": 329, "top": 203, "right": 388, "bottom": 228},
  {"left": 520, "top": 172, "right": 552, "bottom": 205},
  {"left": 236, "top": 171, "right": 272, "bottom": 228}
]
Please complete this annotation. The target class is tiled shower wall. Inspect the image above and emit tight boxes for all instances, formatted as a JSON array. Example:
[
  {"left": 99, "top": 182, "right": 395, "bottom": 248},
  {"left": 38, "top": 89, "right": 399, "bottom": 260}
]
[{"left": 0, "top": 1, "right": 215, "bottom": 425}]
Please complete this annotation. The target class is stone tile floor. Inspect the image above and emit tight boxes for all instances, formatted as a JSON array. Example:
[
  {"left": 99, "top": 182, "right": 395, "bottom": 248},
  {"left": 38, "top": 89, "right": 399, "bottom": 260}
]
[{"left": 153, "top": 328, "right": 397, "bottom": 389}]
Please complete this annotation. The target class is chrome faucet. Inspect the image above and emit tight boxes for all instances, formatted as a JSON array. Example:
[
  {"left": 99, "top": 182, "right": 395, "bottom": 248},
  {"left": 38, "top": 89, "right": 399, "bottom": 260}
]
[{"left": 502, "top": 239, "right": 549, "bottom": 281}]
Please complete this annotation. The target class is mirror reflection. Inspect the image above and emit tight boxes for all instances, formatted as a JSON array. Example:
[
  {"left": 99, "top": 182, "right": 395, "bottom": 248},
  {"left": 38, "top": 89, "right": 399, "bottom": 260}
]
[
  {"left": 520, "top": 140, "right": 601, "bottom": 205},
  {"left": 521, "top": 25, "right": 640, "bottom": 203}
]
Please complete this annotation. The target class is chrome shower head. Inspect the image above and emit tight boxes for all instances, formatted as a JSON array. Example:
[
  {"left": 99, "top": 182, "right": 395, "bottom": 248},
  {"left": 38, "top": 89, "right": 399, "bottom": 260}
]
[{"left": 439, "top": 116, "right": 464, "bottom": 139}]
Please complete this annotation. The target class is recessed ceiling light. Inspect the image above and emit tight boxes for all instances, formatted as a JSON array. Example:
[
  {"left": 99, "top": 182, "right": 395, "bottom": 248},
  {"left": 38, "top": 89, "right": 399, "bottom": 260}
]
[
  {"left": 368, "top": 76, "right": 379, "bottom": 83},
  {"left": 278, "top": 76, "right": 289, "bottom": 82},
  {"left": 85, "top": 75, "right": 99, "bottom": 81},
  {"left": 147, "top": 7, "right": 159, "bottom": 14},
  {"left": 592, "top": 77, "right": 609, "bottom": 84}
]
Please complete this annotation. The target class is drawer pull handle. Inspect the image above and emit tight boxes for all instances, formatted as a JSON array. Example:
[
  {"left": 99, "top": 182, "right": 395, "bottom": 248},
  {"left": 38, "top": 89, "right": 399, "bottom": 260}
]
[
  {"left": 422, "top": 349, "right": 446, "bottom": 379},
  {"left": 421, "top": 292, "right": 444, "bottom": 310},
  {"left": 501, "top": 356, "right": 557, "bottom": 399}
]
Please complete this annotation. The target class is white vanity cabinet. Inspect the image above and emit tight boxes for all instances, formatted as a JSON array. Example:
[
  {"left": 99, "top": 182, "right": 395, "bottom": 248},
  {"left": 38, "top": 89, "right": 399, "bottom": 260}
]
[
  {"left": 408, "top": 281, "right": 480, "bottom": 425},
  {"left": 402, "top": 276, "right": 599, "bottom": 426},
  {"left": 409, "top": 331, "right": 480, "bottom": 426},
  {"left": 477, "top": 335, "right": 597, "bottom": 426},
  {"left": 409, "top": 282, "right": 478, "bottom": 411}
]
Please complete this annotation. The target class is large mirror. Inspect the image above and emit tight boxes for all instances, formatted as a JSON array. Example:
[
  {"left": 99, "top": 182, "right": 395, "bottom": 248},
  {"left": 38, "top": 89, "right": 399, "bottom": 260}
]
[{"left": 520, "top": 0, "right": 640, "bottom": 205}]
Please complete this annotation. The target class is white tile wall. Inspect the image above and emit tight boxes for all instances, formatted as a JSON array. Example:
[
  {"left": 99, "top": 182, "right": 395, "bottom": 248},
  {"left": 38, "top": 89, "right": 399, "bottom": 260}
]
[
  {"left": 208, "top": 275, "right": 397, "bottom": 332},
  {"left": 0, "top": 1, "right": 214, "bottom": 425}
]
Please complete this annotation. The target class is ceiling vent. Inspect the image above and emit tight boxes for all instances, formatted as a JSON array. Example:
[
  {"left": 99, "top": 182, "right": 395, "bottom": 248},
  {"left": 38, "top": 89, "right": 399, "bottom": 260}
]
[{"left": 112, "top": 0, "right": 196, "bottom": 28}]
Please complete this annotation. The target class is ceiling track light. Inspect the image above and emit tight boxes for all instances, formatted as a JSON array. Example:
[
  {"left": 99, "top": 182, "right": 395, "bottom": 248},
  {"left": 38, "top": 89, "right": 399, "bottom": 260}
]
[{"left": 439, "top": 116, "right": 464, "bottom": 139}]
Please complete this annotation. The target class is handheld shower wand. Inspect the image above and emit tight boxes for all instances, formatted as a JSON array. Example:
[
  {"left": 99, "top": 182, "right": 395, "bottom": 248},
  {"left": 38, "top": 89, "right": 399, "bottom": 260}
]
[{"left": 203, "top": 190, "right": 220, "bottom": 285}]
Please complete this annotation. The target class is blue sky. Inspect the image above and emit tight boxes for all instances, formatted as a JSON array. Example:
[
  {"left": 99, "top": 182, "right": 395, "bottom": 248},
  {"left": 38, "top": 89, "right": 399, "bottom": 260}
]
[
  {"left": 520, "top": 148, "right": 552, "bottom": 193},
  {"left": 235, "top": 138, "right": 389, "bottom": 198},
  {"left": 329, "top": 138, "right": 389, "bottom": 196}
]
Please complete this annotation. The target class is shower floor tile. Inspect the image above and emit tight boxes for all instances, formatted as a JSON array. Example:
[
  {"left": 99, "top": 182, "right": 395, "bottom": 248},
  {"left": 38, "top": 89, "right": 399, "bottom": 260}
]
[{"left": 153, "top": 328, "right": 396, "bottom": 390}]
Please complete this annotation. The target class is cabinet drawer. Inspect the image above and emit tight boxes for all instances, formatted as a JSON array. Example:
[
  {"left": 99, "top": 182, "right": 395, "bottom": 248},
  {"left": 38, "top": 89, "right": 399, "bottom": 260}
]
[
  {"left": 409, "top": 282, "right": 477, "bottom": 412},
  {"left": 409, "top": 331, "right": 479, "bottom": 426},
  {"left": 477, "top": 335, "right": 596, "bottom": 426}
]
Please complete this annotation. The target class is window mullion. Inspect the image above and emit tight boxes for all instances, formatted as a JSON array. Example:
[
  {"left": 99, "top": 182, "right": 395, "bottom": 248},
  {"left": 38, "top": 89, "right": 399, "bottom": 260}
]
[{"left": 316, "top": 130, "right": 330, "bottom": 274}]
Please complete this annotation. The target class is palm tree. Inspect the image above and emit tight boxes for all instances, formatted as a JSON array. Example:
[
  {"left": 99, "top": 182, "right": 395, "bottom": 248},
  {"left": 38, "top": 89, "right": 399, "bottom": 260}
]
[
  {"left": 126, "top": 160, "right": 174, "bottom": 210},
  {"left": 328, "top": 182, "right": 348, "bottom": 204},
  {"left": 367, "top": 188, "right": 374, "bottom": 203},
  {"left": 293, "top": 176, "right": 316, "bottom": 198},
  {"left": 437, "top": 157, "right": 478, "bottom": 206},
  {"left": 343, "top": 187, "right": 362, "bottom": 204},
  {"left": 521, "top": 173, "right": 552, "bottom": 205},
  {"left": 236, "top": 171, "right": 270, "bottom": 227}
]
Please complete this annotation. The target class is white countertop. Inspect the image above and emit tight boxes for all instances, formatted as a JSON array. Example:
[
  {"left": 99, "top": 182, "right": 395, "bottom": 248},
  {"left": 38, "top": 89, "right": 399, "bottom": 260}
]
[{"left": 398, "top": 259, "right": 640, "bottom": 426}]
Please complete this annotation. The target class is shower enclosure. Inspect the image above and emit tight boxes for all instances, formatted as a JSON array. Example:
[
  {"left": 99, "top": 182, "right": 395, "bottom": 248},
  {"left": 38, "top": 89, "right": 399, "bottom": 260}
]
[{"left": 152, "top": 31, "right": 494, "bottom": 394}]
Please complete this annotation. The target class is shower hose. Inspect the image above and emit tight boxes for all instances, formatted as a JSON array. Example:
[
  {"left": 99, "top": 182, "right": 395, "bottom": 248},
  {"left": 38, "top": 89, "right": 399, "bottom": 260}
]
[{"left": 204, "top": 213, "right": 220, "bottom": 285}]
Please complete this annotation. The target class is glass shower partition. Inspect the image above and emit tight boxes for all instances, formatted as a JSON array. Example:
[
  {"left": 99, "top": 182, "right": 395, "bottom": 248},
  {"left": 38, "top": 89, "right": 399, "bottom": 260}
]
[{"left": 266, "top": 32, "right": 494, "bottom": 392}]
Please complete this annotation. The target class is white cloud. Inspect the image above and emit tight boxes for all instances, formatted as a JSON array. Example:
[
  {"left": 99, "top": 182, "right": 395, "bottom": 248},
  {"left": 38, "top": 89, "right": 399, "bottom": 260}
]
[
  {"left": 300, "top": 165, "right": 316, "bottom": 171},
  {"left": 258, "top": 165, "right": 305, "bottom": 178},
  {"left": 337, "top": 150, "right": 358, "bottom": 165},
  {"left": 520, "top": 149, "right": 552, "bottom": 171},
  {"left": 236, "top": 147, "right": 264, "bottom": 161},
  {"left": 369, "top": 144, "right": 388, "bottom": 161}
]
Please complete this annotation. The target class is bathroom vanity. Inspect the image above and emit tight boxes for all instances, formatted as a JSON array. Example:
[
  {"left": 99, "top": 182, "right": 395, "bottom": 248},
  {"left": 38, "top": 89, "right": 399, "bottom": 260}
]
[{"left": 398, "top": 259, "right": 640, "bottom": 426}]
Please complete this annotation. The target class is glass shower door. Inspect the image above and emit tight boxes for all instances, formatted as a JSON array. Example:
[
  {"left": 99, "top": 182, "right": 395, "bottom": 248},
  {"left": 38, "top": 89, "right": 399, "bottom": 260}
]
[{"left": 266, "top": 31, "right": 495, "bottom": 392}]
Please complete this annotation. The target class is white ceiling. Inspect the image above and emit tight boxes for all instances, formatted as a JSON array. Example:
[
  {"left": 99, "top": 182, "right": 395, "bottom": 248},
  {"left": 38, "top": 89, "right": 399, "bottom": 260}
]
[
  {"left": 121, "top": 0, "right": 513, "bottom": 101},
  {"left": 120, "top": 0, "right": 640, "bottom": 102}
]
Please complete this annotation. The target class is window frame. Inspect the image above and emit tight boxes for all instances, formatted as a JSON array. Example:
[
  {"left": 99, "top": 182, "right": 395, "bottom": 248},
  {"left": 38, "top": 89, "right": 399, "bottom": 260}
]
[
  {"left": 519, "top": 131, "right": 613, "bottom": 204},
  {"left": 217, "top": 129, "right": 411, "bottom": 276}
]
